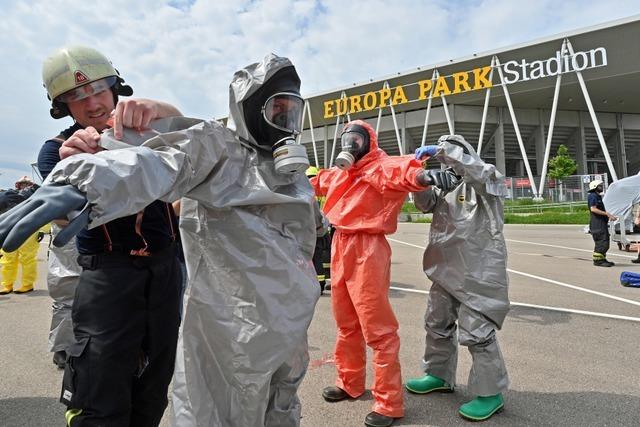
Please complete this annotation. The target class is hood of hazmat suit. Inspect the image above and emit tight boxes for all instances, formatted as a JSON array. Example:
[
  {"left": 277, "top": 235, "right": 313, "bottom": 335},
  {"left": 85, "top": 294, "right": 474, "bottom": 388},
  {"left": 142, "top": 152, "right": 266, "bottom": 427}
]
[
  {"left": 603, "top": 174, "right": 640, "bottom": 232},
  {"left": 603, "top": 174, "right": 640, "bottom": 219},
  {"left": 413, "top": 135, "right": 510, "bottom": 327},
  {"left": 311, "top": 119, "right": 426, "bottom": 234},
  {"left": 46, "top": 54, "right": 320, "bottom": 427}
]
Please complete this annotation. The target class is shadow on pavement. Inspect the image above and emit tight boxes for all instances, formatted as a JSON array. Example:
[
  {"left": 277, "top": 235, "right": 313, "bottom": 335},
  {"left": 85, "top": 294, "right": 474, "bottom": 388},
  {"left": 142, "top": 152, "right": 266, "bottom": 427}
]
[
  {"left": 507, "top": 305, "right": 572, "bottom": 326},
  {"left": 0, "top": 290, "right": 49, "bottom": 299},
  {"left": 0, "top": 397, "right": 64, "bottom": 427}
]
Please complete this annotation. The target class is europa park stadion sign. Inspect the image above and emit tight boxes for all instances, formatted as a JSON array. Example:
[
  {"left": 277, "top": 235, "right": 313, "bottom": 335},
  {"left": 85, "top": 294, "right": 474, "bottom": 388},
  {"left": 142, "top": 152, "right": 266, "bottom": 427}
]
[{"left": 323, "top": 46, "right": 608, "bottom": 119}]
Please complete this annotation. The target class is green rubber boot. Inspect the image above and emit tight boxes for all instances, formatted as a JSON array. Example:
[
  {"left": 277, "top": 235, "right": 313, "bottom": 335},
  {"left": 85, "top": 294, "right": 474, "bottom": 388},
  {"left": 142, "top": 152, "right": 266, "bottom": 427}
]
[
  {"left": 405, "top": 374, "right": 454, "bottom": 394},
  {"left": 458, "top": 394, "right": 504, "bottom": 421}
]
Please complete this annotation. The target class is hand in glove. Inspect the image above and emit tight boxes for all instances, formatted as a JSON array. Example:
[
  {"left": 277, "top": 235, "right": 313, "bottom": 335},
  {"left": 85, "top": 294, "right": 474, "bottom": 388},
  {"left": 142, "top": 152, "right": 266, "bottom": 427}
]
[
  {"left": 418, "top": 169, "right": 460, "bottom": 192},
  {"left": 414, "top": 145, "right": 439, "bottom": 160},
  {"left": 0, "top": 185, "right": 89, "bottom": 252}
]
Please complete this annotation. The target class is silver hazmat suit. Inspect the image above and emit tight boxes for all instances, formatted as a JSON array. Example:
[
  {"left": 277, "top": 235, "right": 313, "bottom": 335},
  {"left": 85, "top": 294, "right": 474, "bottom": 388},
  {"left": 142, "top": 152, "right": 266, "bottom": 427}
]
[
  {"left": 47, "top": 224, "right": 81, "bottom": 352},
  {"left": 413, "top": 135, "right": 510, "bottom": 396},
  {"left": 46, "top": 54, "right": 321, "bottom": 426}
]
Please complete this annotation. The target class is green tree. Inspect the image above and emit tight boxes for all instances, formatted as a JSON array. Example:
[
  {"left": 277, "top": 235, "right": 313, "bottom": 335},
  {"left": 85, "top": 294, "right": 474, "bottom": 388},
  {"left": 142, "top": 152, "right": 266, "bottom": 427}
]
[{"left": 548, "top": 144, "right": 577, "bottom": 201}]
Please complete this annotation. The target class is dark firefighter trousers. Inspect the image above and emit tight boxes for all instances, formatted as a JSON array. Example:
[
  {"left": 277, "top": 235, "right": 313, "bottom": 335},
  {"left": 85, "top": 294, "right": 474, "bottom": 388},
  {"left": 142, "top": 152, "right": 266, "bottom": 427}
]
[
  {"left": 312, "top": 233, "right": 332, "bottom": 291},
  {"left": 61, "top": 245, "right": 182, "bottom": 427},
  {"left": 591, "top": 229, "right": 610, "bottom": 260}
]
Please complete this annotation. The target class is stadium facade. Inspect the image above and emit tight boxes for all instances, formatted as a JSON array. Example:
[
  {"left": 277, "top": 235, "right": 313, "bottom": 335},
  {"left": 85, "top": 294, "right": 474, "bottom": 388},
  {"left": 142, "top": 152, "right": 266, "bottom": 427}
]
[{"left": 297, "top": 15, "right": 640, "bottom": 198}]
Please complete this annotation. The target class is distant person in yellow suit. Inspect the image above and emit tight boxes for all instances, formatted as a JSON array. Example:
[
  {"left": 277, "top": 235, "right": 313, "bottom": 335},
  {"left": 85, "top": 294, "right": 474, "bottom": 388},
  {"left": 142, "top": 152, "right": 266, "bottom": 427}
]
[{"left": 0, "top": 176, "right": 45, "bottom": 295}]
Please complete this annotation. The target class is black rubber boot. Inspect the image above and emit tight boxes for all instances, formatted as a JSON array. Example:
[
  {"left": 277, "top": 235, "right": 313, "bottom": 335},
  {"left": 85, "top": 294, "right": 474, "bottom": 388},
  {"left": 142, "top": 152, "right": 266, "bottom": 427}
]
[
  {"left": 322, "top": 386, "right": 350, "bottom": 402},
  {"left": 364, "top": 411, "right": 396, "bottom": 427},
  {"left": 632, "top": 256, "right": 640, "bottom": 264},
  {"left": 594, "top": 259, "right": 614, "bottom": 267}
]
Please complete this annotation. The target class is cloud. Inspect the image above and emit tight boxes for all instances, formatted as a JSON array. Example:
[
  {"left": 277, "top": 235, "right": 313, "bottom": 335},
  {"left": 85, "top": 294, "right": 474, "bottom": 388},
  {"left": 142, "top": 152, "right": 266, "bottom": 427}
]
[{"left": 1, "top": 0, "right": 639, "bottom": 188}]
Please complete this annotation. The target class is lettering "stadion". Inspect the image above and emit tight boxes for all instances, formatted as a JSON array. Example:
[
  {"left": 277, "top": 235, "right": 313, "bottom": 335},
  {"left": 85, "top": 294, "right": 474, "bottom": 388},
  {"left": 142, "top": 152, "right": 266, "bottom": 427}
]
[{"left": 323, "top": 47, "right": 608, "bottom": 119}]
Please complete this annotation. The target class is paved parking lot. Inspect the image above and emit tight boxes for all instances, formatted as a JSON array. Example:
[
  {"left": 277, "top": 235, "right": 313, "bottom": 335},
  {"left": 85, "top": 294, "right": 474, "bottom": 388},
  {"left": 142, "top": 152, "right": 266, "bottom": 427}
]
[{"left": 1, "top": 224, "right": 639, "bottom": 426}]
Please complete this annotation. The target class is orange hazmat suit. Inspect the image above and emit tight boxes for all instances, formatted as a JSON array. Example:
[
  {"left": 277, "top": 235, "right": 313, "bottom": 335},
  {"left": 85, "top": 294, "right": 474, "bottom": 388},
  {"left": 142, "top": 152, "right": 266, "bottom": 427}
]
[{"left": 311, "top": 120, "right": 426, "bottom": 418}]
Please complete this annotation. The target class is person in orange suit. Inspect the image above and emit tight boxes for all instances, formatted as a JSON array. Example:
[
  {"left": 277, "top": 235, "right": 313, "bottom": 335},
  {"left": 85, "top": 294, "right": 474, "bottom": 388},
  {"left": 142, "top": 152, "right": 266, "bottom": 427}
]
[{"left": 310, "top": 120, "right": 459, "bottom": 427}]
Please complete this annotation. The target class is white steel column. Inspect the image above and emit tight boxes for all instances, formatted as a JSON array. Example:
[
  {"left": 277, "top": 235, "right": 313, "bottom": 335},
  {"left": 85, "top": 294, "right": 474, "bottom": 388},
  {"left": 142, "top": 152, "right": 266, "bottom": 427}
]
[
  {"left": 329, "top": 92, "right": 350, "bottom": 167},
  {"left": 440, "top": 73, "right": 455, "bottom": 135},
  {"left": 495, "top": 108, "right": 506, "bottom": 174},
  {"left": 420, "top": 70, "right": 438, "bottom": 146},
  {"left": 535, "top": 110, "right": 546, "bottom": 175},
  {"left": 495, "top": 55, "right": 539, "bottom": 196},
  {"left": 299, "top": 100, "right": 319, "bottom": 167},
  {"left": 566, "top": 39, "right": 618, "bottom": 181},
  {"left": 537, "top": 40, "right": 566, "bottom": 199},
  {"left": 375, "top": 82, "right": 386, "bottom": 135},
  {"left": 329, "top": 116, "right": 340, "bottom": 167},
  {"left": 341, "top": 91, "right": 351, "bottom": 123},
  {"left": 477, "top": 57, "right": 495, "bottom": 155},
  {"left": 383, "top": 81, "right": 404, "bottom": 155},
  {"left": 323, "top": 125, "right": 328, "bottom": 169}
]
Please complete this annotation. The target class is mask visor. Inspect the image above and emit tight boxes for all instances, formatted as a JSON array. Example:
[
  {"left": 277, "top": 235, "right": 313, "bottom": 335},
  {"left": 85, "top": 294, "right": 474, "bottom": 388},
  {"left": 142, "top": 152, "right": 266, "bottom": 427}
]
[
  {"left": 262, "top": 92, "right": 304, "bottom": 134},
  {"left": 340, "top": 131, "right": 366, "bottom": 152}
]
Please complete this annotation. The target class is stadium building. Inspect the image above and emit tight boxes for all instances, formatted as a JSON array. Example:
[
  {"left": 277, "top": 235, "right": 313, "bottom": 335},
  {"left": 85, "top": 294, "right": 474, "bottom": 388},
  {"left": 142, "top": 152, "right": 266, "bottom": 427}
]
[{"left": 297, "top": 15, "right": 640, "bottom": 199}]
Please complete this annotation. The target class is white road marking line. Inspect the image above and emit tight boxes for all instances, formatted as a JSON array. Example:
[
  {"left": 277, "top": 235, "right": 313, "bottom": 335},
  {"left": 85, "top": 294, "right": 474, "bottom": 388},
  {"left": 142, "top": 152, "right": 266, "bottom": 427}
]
[
  {"left": 387, "top": 237, "right": 640, "bottom": 308},
  {"left": 388, "top": 238, "right": 426, "bottom": 250},
  {"left": 505, "top": 238, "right": 637, "bottom": 259},
  {"left": 509, "top": 302, "right": 640, "bottom": 323},
  {"left": 389, "top": 286, "right": 640, "bottom": 323},
  {"left": 507, "top": 269, "right": 640, "bottom": 307}
]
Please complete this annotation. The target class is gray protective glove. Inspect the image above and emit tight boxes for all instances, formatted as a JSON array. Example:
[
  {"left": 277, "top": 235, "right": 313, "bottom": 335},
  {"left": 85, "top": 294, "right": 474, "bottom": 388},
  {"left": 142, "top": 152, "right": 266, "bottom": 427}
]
[
  {"left": 0, "top": 185, "right": 89, "bottom": 252},
  {"left": 417, "top": 169, "right": 460, "bottom": 192}
]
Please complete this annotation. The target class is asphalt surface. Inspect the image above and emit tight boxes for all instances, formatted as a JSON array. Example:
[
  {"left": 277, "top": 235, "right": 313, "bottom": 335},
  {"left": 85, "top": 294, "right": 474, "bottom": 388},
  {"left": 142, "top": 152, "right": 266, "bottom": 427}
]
[{"left": 1, "top": 224, "right": 639, "bottom": 426}]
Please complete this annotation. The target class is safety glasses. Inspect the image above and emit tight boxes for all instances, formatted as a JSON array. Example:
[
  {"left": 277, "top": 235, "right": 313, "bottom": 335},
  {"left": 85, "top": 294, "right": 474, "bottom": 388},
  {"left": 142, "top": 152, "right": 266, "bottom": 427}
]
[{"left": 56, "top": 76, "right": 117, "bottom": 103}]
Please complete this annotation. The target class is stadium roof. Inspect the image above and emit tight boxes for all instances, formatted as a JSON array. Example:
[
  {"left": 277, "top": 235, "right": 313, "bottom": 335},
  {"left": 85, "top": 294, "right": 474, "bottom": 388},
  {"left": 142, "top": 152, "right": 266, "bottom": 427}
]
[{"left": 304, "top": 15, "right": 640, "bottom": 127}]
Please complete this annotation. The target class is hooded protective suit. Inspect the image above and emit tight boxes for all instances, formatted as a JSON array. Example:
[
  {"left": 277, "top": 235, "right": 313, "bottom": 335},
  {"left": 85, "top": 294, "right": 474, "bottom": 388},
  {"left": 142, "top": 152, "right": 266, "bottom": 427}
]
[
  {"left": 311, "top": 120, "right": 426, "bottom": 418},
  {"left": 39, "top": 54, "right": 320, "bottom": 426},
  {"left": 413, "top": 135, "right": 510, "bottom": 396},
  {"left": 46, "top": 223, "right": 81, "bottom": 352}
]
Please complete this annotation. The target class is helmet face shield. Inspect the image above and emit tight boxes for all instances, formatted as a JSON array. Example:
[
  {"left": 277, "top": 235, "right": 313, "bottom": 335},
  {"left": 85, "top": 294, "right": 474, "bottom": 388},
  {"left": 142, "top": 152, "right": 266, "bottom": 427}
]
[
  {"left": 262, "top": 92, "right": 304, "bottom": 135},
  {"left": 56, "top": 76, "right": 117, "bottom": 103}
]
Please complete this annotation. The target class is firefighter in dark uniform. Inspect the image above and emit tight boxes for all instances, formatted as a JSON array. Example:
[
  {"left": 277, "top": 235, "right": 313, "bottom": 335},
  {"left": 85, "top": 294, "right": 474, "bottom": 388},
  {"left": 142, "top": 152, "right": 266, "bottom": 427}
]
[
  {"left": 39, "top": 46, "right": 183, "bottom": 426},
  {"left": 587, "top": 179, "right": 617, "bottom": 267},
  {"left": 306, "top": 166, "right": 331, "bottom": 294}
]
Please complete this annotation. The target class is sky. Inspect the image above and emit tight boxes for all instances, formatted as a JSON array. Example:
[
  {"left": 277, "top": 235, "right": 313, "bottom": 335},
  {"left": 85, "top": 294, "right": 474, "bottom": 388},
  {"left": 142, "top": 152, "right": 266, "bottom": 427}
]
[{"left": 1, "top": 0, "right": 640, "bottom": 189}]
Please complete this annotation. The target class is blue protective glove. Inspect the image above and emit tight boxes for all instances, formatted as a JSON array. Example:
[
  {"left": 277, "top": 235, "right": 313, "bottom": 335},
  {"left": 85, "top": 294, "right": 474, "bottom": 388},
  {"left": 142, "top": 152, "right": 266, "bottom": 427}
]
[
  {"left": 0, "top": 185, "right": 89, "bottom": 252},
  {"left": 414, "top": 145, "right": 439, "bottom": 160}
]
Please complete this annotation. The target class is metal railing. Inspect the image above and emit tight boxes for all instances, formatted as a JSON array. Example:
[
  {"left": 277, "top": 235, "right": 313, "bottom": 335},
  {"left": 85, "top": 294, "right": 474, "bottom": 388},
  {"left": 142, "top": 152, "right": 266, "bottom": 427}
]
[
  {"left": 504, "top": 173, "right": 608, "bottom": 202},
  {"left": 504, "top": 202, "right": 586, "bottom": 214}
]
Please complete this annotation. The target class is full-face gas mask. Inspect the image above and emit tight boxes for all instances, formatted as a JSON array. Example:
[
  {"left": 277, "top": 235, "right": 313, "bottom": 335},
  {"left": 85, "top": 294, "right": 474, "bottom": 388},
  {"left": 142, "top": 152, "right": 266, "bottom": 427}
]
[
  {"left": 335, "top": 123, "right": 370, "bottom": 170},
  {"left": 243, "top": 66, "right": 309, "bottom": 174}
]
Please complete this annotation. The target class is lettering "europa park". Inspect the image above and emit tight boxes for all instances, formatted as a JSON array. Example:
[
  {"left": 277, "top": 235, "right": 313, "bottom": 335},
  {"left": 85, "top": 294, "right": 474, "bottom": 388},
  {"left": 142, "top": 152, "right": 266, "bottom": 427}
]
[{"left": 323, "top": 46, "right": 608, "bottom": 119}]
